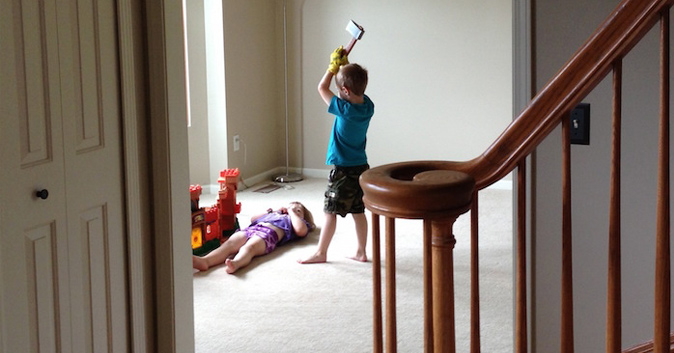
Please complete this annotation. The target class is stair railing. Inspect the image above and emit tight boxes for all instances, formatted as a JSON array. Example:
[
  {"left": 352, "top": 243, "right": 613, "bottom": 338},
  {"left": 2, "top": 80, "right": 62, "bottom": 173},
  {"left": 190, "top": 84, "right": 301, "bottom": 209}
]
[{"left": 360, "top": 0, "right": 674, "bottom": 352}]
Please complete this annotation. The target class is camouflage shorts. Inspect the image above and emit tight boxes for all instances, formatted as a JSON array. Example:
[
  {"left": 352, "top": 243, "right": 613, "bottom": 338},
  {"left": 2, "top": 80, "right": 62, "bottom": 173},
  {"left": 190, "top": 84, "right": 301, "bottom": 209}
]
[{"left": 324, "top": 164, "right": 369, "bottom": 217}]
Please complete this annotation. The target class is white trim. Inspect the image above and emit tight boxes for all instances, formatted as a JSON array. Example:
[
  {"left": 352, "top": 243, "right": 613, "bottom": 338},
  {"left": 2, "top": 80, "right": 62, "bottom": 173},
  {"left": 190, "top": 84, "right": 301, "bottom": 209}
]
[
  {"left": 182, "top": 0, "right": 192, "bottom": 127},
  {"left": 301, "top": 168, "right": 331, "bottom": 179},
  {"left": 117, "top": 0, "right": 151, "bottom": 351},
  {"left": 206, "top": 166, "right": 513, "bottom": 192},
  {"left": 201, "top": 167, "right": 328, "bottom": 194},
  {"left": 146, "top": 0, "right": 194, "bottom": 352}
]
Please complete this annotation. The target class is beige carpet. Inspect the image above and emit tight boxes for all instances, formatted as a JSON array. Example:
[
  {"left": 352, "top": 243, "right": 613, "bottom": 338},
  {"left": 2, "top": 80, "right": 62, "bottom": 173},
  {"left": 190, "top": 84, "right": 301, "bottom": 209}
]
[{"left": 193, "top": 177, "right": 513, "bottom": 352}]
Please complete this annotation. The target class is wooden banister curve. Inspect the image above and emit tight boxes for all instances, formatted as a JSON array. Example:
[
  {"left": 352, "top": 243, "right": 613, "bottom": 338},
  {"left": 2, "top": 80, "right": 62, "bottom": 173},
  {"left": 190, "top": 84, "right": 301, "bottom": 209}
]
[
  {"left": 360, "top": 0, "right": 673, "bottom": 352},
  {"left": 458, "top": 0, "right": 674, "bottom": 190}
]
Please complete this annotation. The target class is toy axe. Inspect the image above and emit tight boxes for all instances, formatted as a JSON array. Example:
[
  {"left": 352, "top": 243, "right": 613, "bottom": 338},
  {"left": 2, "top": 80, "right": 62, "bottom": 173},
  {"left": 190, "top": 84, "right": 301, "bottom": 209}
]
[{"left": 343, "top": 20, "right": 364, "bottom": 55}]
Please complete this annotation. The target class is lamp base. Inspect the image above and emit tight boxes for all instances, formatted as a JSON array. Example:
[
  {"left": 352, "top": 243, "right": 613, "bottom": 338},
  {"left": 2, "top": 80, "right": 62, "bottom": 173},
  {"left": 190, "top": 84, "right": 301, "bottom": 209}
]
[{"left": 273, "top": 173, "right": 303, "bottom": 183}]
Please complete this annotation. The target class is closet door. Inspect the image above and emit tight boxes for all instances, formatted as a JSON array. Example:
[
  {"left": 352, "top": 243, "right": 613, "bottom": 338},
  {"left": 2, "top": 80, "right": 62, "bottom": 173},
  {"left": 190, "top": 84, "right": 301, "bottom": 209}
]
[
  {"left": 0, "top": 0, "right": 128, "bottom": 351},
  {"left": 57, "top": 0, "right": 128, "bottom": 351}
]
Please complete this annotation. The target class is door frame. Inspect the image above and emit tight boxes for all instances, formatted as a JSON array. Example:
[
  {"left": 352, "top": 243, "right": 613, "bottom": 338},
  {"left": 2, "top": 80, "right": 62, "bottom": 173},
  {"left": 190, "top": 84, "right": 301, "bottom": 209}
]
[
  {"left": 119, "top": 0, "right": 194, "bottom": 351},
  {"left": 129, "top": 0, "right": 532, "bottom": 352}
]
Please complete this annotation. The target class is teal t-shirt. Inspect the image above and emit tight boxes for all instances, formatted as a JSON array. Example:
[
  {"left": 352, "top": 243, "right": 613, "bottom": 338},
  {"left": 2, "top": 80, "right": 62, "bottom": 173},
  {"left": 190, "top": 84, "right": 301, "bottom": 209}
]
[{"left": 326, "top": 95, "right": 374, "bottom": 166}]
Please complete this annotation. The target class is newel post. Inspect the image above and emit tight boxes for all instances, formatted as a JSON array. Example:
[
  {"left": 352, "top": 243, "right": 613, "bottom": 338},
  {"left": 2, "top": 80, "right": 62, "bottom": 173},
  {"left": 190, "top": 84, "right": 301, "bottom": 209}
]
[
  {"left": 431, "top": 216, "right": 460, "bottom": 353},
  {"left": 360, "top": 161, "right": 475, "bottom": 353}
]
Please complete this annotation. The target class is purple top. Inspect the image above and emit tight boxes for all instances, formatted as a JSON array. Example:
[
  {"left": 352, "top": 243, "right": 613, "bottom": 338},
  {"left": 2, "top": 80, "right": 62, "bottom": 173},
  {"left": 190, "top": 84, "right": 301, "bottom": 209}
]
[{"left": 249, "top": 212, "right": 311, "bottom": 245}]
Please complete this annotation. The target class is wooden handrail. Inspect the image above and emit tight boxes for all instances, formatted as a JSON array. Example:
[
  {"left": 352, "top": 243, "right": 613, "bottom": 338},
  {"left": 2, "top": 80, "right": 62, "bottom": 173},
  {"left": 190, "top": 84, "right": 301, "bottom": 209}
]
[
  {"left": 447, "top": 0, "right": 674, "bottom": 190},
  {"left": 361, "top": 0, "right": 672, "bottom": 352},
  {"left": 621, "top": 333, "right": 674, "bottom": 353}
]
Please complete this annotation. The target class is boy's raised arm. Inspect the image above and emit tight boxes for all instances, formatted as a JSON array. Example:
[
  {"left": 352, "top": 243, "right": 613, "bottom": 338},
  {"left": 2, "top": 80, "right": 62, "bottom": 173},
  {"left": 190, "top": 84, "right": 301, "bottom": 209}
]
[
  {"left": 318, "top": 46, "right": 348, "bottom": 105},
  {"left": 317, "top": 71, "right": 335, "bottom": 105}
]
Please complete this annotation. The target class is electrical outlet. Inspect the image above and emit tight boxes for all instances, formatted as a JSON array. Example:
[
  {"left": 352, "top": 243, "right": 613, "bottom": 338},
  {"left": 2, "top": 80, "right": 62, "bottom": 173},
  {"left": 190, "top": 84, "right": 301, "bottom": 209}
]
[
  {"left": 570, "top": 103, "right": 590, "bottom": 145},
  {"left": 233, "top": 135, "right": 240, "bottom": 151}
]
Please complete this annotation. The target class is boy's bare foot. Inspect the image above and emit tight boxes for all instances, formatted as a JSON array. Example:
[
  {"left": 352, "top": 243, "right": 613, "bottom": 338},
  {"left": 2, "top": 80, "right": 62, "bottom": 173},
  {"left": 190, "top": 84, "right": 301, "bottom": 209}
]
[
  {"left": 297, "top": 252, "right": 327, "bottom": 264},
  {"left": 224, "top": 258, "right": 238, "bottom": 274},
  {"left": 192, "top": 256, "right": 208, "bottom": 272},
  {"left": 347, "top": 253, "right": 368, "bottom": 262}
]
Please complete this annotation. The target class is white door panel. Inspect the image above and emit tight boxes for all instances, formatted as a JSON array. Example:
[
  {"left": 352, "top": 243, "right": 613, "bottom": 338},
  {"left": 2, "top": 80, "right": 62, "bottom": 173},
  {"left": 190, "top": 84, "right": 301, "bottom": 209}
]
[
  {"left": 1, "top": 0, "right": 128, "bottom": 351},
  {"left": 57, "top": 0, "right": 128, "bottom": 349},
  {"left": 1, "top": 1, "right": 71, "bottom": 351}
]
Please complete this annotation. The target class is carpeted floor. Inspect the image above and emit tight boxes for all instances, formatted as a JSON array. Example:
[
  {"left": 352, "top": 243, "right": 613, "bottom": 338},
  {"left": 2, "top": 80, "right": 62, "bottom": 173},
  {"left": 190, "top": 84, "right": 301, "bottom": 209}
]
[{"left": 193, "top": 177, "right": 513, "bottom": 352}]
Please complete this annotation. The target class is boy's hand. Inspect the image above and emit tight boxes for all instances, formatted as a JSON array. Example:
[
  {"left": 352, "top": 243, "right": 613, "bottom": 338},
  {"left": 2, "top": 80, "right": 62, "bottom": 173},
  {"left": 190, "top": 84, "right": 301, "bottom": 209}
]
[{"left": 327, "top": 46, "right": 349, "bottom": 74}]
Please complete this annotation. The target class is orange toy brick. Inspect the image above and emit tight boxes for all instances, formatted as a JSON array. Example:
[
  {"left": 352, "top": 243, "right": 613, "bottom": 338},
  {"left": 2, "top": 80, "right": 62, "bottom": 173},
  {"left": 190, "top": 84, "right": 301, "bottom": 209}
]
[
  {"left": 192, "top": 168, "right": 243, "bottom": 256},
  {"left": 190, "top": 184, "right": 202, "bottom": 211},
  {"left": 218, "top": 168, "right": 240, "bottom": 190},
  {"left": 204, "top": 206, "right": 219, "bottom": 223}
]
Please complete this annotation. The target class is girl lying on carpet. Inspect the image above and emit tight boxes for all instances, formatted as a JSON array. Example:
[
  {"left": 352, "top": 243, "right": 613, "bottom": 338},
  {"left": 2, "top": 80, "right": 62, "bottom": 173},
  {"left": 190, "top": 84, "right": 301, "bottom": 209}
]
[{"left": 192, "top": 201, "right": 315, "bottom": 274}]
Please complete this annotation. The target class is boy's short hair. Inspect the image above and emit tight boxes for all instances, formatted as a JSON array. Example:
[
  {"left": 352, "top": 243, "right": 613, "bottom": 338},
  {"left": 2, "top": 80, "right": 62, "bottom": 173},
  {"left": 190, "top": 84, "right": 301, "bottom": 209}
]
[{"left": 336, "top": 63, "right": 368, "bottom": 96}]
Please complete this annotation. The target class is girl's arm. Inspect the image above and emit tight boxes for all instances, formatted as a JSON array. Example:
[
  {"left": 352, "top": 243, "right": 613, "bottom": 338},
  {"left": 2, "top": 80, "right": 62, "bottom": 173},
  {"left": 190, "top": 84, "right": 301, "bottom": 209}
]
[{"left": 288, "top": 208, "right": 309, "bottom": 237}]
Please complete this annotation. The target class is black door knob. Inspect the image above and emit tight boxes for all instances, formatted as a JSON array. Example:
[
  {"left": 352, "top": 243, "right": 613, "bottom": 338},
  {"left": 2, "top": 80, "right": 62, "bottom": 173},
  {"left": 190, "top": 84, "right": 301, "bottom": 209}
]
[{"left": 35, "top": 189, "right": 49, "bottom": 200}]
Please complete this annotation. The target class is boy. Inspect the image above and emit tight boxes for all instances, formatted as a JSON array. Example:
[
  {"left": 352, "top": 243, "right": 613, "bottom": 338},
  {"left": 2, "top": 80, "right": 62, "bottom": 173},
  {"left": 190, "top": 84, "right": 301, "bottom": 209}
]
[{"left": 299, "top": 46, "right": 374, "bottom": 264}]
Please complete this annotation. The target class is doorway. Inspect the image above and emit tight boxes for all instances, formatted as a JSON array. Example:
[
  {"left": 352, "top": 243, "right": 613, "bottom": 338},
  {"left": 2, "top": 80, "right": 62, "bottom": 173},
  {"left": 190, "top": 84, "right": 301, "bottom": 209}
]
[{"left": 176, "top": 0, "right": 523, "bottom": 351}]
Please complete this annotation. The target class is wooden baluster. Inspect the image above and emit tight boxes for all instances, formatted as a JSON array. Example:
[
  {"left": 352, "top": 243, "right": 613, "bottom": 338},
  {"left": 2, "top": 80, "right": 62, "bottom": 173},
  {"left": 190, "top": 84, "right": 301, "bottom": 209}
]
[
  {"left": 654, "top": 10, "right": 671, "bottom": 353},
  {"left": 385, "top": 217, "right": 397, "bottom": 353},
  {"left": 372, "top": 213, "right": 383, "bottom": 353},
  {"left": 432, "top": 216, "right": 459, "bottom": 353},
  {"left": 470, "top": 192, "right": 481, "bottom": 353},
  {"left": 423, "top": 220, "right": 434, "bottom": 353},
  {"left": 607, "top": 59, "right": 622, "bottom": 353},
  {"left": 516, "top": 160, "right": 528, "bottom": 353},
  {"left": 561, "top": 114, "right": 575, "bottom": 353}
]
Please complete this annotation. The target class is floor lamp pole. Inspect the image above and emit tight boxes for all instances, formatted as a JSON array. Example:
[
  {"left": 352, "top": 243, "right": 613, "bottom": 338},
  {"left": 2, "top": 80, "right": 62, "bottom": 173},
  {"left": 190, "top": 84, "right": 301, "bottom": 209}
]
[{"left": 274, "top": 0, "right": 303, "bottom": 183}]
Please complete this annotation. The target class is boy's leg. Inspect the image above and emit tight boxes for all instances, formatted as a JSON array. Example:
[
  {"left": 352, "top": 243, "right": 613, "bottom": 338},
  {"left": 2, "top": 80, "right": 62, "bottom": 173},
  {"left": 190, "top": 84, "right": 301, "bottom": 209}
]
[
  {"left": 225, "top": 236, "right": 267, "bottom": 274},
  {"left": 349, "top": 212, "right": 368, "bottom": 262},
  {"left": 298, "top": 212, "right": 337, "bottom": 264},
  {"left": 192, "top": 230, "right": 248, "bottom": 271}
]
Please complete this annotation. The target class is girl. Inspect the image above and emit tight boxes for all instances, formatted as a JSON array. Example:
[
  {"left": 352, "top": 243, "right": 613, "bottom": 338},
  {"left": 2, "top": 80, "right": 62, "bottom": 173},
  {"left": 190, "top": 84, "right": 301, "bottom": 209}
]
[{"left": 193, "top": 202, "right": 314, "bottom": 274}]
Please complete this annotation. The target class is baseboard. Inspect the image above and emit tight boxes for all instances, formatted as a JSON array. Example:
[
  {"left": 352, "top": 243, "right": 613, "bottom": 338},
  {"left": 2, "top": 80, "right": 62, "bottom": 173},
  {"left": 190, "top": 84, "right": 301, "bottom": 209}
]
[
  {"left": 301, "top": 168, "right": 513, "bottom": 190},
  {"left": 203, "top": 167, "right": 512, "bottom": 192},
  {"left": 241, "top": 167, "right": 328, "bottom": 189},
  {"left": 201, "top": 167, "right": 331, "bottom": 194}
]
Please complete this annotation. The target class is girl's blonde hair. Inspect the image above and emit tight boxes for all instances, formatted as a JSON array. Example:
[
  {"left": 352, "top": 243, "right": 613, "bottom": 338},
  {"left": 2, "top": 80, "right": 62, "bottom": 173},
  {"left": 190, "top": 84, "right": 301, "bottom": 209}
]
[{"left": 291, "top": 201, "right": 315, "bottom": 231}]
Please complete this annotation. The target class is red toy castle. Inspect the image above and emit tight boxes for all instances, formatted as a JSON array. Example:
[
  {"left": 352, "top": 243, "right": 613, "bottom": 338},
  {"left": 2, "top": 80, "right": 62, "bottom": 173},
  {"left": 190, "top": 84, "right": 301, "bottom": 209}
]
[{"left": 190, "top": 168, "right": 242, "bottom": 255}]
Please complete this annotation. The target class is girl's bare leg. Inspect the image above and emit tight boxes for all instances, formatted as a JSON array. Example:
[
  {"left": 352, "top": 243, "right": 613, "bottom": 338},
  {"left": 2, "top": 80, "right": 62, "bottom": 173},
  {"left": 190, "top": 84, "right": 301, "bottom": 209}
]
[
  {"left": 193, "top": 231, "right": 248, "bottom": 271},
  {"left": 225, "top": 237, "right": 267, "bottom": 274},
  {"left": 298, "top": 213, "right": 337, "bottom": 264},
  {"left": 349, "top": 213, "right": 368, "bottom": 262}
]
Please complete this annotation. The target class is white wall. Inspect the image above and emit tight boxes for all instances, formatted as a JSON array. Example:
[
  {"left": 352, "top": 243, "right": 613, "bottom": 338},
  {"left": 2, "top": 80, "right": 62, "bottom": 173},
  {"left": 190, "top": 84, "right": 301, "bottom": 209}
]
[
  {"left": 205, "top": 0, "right": 229, "bottom": 187},
  {"left": 532, "top": 0, "right": 674, "bottom": 351},
  {"left": 187, "top": 0, "right": 513, "bottom": 186},
  {"left": 185, "top": 0, "right": 211, "bottom": 185},
  {"left": 300, "top": 0, "right": 513, "bottom": 170},
  {"left": 221, "top": 0, "right": 283, "bottom": 182},
  {"left": 187, "top": 0, "right": 284, "bottom": 186}
]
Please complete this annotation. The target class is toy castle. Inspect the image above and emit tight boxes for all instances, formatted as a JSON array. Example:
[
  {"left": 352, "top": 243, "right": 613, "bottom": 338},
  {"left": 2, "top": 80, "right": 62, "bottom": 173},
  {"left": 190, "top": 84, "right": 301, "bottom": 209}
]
[{"left": 190, "top": 168, "right": 242, "bottom": 255}]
